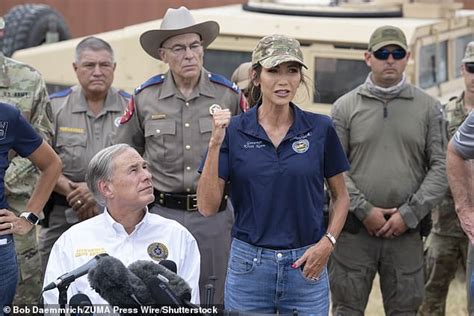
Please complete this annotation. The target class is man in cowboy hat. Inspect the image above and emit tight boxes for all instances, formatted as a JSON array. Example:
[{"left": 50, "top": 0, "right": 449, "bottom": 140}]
[{"left": 114, "top": 6, "right": 248, "bottom": 304}]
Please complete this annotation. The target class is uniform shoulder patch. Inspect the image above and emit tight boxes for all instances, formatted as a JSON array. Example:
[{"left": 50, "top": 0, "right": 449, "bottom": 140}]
[
  {"left": 209, "top": 73, "right": 240, "bottom": 94},
  {"left": 134, "top": 74, "right": 165, "bottom": 95},
  {"left": 118, "top": 90, "right": 132, "bottom": 99},
  {"left": 119, "top": 97, "right": 135, "bottom": 125},
  {"left": 49, "top": 87, "right": 72, "bottom": 99}
]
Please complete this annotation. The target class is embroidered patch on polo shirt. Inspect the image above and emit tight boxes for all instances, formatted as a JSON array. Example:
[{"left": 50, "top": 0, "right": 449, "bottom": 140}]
[
  {"left": 74, "top": 248, "right": 107, "bottom": 257},
  {"left": 292, "top": 139, "right": 309, "bottom": 153}
]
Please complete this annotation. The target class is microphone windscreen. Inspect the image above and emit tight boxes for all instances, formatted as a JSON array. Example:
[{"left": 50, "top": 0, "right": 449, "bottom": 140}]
[
  {"left": 128, "top": 260, "right": 191, "bottom": 300},
  {"left": 69, "top": 293, "right": 92, "bottom": 316},
  {"left": 88, "top": 255, "right": 154, "bottom": 306},
  {"left": 159, "top": 260, "right": 177, "bottom": 273}
]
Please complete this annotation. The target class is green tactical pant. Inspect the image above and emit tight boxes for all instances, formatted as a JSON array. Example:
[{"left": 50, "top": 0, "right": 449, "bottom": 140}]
[
  {"left": 329, "top": 229, "right": 424, "bottom": 316},
  {"left": 8, "top": 197, "right": 43, "bottom": 305},
  {"left": 467, "top": 244, "right": 474, "bottom": 316},
  {"left": 38, "top": 204, "right": 72, "bottom": 274},
  {"left": 418, "top": 233, "right": 468, "bottom": 316}
]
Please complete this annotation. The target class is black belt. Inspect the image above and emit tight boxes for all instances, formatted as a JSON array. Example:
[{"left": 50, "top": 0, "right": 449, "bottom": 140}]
[{"left": 153, "top": 189, "right": 228, "bottom": 212}]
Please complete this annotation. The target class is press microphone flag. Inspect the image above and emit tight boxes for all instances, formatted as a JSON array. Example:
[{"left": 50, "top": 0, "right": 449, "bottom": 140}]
[{"left": 43, "top": 253, "right": 109, "bottom": 291}]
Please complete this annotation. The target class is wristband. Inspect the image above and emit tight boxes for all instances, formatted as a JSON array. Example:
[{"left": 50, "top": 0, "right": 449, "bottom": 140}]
[{"left": 324, "top": 232, "right": 336, "bottom": 247}]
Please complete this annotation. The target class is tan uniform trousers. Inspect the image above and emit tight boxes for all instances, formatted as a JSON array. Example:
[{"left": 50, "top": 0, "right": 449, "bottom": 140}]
[
  {"left": 38, "top": 205, "right": 73, "bottom": 274},
  {"left": 150, "top": 202, "right": 234, "bottom": 306},
  {"left": 329, "top": 229, "right": 424, "bottom": 316}
]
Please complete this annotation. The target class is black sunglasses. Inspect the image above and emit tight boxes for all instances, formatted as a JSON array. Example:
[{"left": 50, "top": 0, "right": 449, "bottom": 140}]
[
  {"left": 372, "top": 48, "right": 407, "bottom": 60},
  {"left": 465, "top": 63, "right": 474, "bottom": 74}
]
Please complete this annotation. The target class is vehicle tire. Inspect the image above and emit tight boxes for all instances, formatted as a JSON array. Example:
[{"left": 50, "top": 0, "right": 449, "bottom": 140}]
[{"left": 0, "top": 4, "right": 70, "bottom": 57}]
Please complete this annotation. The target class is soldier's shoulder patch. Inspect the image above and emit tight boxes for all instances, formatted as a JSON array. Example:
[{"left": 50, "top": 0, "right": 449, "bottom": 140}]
[
  {"left": 118, "top": 90, "right": 132, "bottom": 99},
  {"left": 209, "top": 73, "right": 240, "bottom": 94},
  {"left": 135, "top": 74, "right": 165, "bottom": 95},
  {"left": 49, "top": 88, "right": 72, "bottom": 99},
  {"left": 119, "top": 97, "right": 135, "bottom": 125}
]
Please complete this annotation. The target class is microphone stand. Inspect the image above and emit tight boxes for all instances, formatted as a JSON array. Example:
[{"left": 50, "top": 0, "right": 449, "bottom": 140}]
[
  {"left": 57, "top": 284, "right": 70, "bottom": 316},
  {"left": 204, "top": 276, "right": 217, "bottom": 308}
]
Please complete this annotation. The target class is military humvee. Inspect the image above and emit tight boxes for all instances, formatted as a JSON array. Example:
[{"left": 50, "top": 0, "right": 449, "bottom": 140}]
[{"left": 12, "top": 0, "right": 474, "bottom": 114}]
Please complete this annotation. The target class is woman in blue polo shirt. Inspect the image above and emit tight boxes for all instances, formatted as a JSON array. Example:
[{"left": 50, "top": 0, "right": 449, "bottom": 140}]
[
  {"left": 0, "top": 102, "right": 61, "bottom": 314},
  {"left": 198, "top": 34, "right": 350, "bottom": 314}
]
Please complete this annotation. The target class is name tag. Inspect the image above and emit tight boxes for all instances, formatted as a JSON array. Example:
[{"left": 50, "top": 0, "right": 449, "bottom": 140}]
[
  {"left": 0, "top": 91, "right": 31, "bottom": 98},
  {"left": 151, "top": 114, "right": 166, "bottom": 120},
  {"left": 59, "top": 127, "right": 85, "bottom": 134}
]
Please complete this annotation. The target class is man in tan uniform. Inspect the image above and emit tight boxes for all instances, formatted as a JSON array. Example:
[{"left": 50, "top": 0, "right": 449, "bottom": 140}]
[
  {"left": 38, "top": 36, "right": 130, "bottom": 272},
  {"left": 114, "top": 6, "right": 247, "bottom": 304},
  {"left": 0, "top": 16, "right": 54, "bottom": 305}
]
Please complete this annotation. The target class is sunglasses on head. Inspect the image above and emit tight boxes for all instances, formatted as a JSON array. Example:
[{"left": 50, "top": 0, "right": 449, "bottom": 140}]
[
  {"left": 465, "top": 63, "right": 474, "bottom": 74},
  {"left": 372, "top": 48, "right": 407, "bottom": 60}
]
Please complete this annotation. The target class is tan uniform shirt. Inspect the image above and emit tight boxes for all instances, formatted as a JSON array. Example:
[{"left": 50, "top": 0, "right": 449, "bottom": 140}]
[
  {"left": 114, "top": 69, "right": 243, "bottom": 193},
  {"left": 51, "top": 85, "right": 129, "bottom": 182}
]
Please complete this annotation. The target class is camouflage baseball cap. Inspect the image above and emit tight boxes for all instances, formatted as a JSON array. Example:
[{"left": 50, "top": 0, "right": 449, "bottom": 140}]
[
  {"left": 368, "top": 25, "right": 408, "bottom": 52},
  {"left": 462, "top": 41, "right": 474, "bottom": 63},
  {"left": 0, "top": 17, "right": 4, "bottom": 30},
  {"left": 252, "top": 34, "right": 307, "bottom": 69}
]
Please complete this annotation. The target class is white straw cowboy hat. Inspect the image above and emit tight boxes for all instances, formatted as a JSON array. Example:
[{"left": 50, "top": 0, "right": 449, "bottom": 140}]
[{"left": 140, "top": 6, "right": 219, "bottom": 60}]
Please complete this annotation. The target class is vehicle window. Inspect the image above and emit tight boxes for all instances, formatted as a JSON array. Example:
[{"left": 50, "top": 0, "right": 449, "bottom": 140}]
[
  {"left": 419, "top": 41, "right": 448, "bottom": 89},
  {"left": 455, "top": 34, "right": 474, "bottom": 77},
  {"left": 314, "top": 58, "right": 370, "bottom": 104},
  {"left": 204, "top": 50, "right": 252, "bottom": 80}
]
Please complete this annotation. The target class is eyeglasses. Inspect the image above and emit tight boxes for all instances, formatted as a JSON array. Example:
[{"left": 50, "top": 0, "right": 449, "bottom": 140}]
[
  {"left": 372, "top": 48, "right": 407, "bottom": 60},
  {"left": 465, "top": 63, "right": 474, "bottom": 74},
  {"left": 161, "top": 42, "right": 203, "bottom": 56}
]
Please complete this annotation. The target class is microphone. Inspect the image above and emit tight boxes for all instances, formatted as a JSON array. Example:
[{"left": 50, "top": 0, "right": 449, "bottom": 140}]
[
  {"left": 128, "top": 260, "right": 193, "bottom": 305},
  {"left": 88, "top": 255, "right": 155, "bottom": 307},
  {"left": 159, "top": 260, "right": 177, "bottom": 273},
  {"left": 69, "top": 293, "right": 92, "bottom": 316},
  {"left": 43, "top": 253, "right": 109, "bottom": 291}
]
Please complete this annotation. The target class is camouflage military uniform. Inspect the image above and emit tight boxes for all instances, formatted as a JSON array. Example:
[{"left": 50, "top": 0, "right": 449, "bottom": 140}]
[
  {"left": 0, "top": 52, "right": 53, "bottom": 305},
  {"left": 419, "top": 93, "right": 469, "bottom": 316}
]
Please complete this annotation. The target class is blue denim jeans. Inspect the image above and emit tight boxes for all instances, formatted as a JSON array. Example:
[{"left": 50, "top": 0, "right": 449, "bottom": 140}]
[
  {"left": 0, "top": 234, "right": 17, "bottom": 316},
  {"left": 225, "top": 238, "right": 329, "bottom": 315}
]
